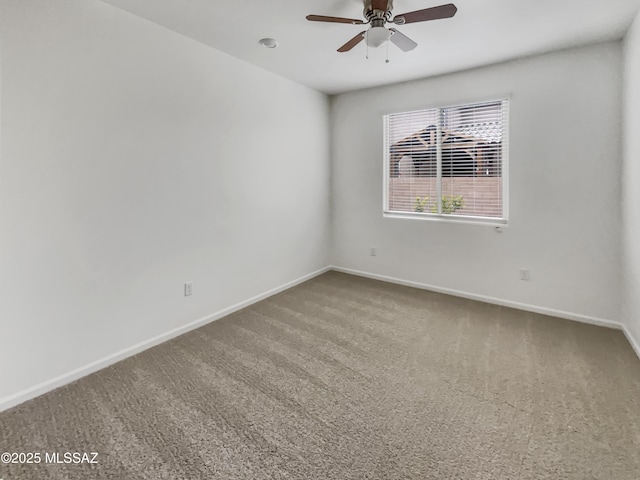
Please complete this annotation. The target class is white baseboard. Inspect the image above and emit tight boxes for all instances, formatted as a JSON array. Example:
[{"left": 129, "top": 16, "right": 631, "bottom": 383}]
[
  {"left": 3, "top": 264, "right": 635, "bottom": 413},
  {"left": 330, "top": 266, "right": 624, "bottom": 331},
  {"left": 0, "top": 266, "right": 331, "bottom": 413},
  {"left": 622, "top": 325, "right": 640, "bottom": 361}
]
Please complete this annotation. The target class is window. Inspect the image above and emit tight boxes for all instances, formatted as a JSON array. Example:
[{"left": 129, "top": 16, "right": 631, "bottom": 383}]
[{"left": 384, "top": 98, "right": 508, "bottom": 223}]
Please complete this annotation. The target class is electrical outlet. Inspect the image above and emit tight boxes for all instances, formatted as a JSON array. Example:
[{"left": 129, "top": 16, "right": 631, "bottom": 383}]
[
  {"left": 184, "top": 282, "right": 193, "bottom": 296},
  {"left": 370, "top": 247, "right": 377, "bottom": 256},
  {"left": 520, "top": 269, "right": 530, "bottom": 281}
]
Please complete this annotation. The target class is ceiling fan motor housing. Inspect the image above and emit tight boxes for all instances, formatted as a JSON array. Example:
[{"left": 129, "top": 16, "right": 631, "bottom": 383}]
[{"left": 364, "top": 0, "right": 393, "bottom": 22}]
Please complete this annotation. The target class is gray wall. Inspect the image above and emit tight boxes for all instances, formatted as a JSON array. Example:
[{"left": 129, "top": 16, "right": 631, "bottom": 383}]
[
  {"left": 331, "top": 42, "right": 622, "bottom": 324},
  {"left": 0, "top": 0, "right": 331, "bottom": 407},
  {"left": 623, "top": 12, "right": 640, "bottom": 355}
]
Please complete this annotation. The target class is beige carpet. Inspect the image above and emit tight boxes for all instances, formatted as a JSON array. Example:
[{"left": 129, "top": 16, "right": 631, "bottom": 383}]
[{"left": 1, "top": 272, "right": 639, "bottom": 479}]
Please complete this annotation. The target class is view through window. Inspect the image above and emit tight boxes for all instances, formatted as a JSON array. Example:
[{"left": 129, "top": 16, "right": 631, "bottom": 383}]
[{"left": 384, "top": 99, "right": 508, "bottom": 222}]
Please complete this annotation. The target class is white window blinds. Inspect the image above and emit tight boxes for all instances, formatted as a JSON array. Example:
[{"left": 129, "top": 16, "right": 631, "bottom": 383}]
[{"left": 384, "top": 99, "right": 508, "bottom": 222}]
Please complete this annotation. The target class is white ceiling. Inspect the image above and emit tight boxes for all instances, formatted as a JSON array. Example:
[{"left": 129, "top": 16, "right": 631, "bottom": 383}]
[{"left": 100, "top": 0, "right": 640, "bottom": 94}]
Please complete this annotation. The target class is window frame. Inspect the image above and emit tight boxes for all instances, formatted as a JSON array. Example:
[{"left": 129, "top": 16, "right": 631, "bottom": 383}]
[{"left": 382, "top": 96, "right": 510, "bottom": 226}]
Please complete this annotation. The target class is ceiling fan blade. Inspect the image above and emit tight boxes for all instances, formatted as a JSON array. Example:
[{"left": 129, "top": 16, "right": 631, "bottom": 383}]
[
  {"left": 389, "top": 28, "right": 417, "bottom": 52},
  {"left": 338, "top": 31, "right": 366, "bottom": 52},
  {"left": 372, "top": 0, "right": 389, "bottom": 12},
  {"left": 306, "top": 14, "right": 364, "bottom": 25},
  {"left": 392, "top": 3, "right": 457, "bottom": 25}
]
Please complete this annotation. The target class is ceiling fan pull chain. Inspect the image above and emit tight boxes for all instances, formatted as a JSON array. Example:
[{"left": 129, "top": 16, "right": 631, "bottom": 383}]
[
  {"left": 366, "top": 36, "right": 369, "bottom": 60},
  {"left": 386, "top": 37, "right": 390, "bottom": 63}
]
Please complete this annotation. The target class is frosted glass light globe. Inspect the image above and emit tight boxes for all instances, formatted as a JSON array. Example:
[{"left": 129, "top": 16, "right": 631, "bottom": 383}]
[{"left": 365, "top": 26, "right": 390, "bottom": 48}]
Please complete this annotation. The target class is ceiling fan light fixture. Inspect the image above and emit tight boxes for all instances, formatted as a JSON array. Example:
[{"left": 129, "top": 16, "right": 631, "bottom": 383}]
[
  {"left": 365, "top": 26, "right": 390, "bottom": 48},
  {"left": 258, "top": 38, "right": 279, "bottom": 49}
]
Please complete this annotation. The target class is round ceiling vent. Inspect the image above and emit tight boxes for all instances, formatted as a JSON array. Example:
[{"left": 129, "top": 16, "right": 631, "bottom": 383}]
[{"left": 258, "top": 38, "right": 279, "bottom": 49}]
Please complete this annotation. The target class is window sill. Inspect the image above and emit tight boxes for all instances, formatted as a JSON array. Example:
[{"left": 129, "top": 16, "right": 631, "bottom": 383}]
[{"left": 383, "top": 211, "right": 508, "bottom": 227}]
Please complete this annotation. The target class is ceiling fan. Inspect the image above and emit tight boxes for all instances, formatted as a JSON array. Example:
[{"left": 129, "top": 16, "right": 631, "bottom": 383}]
[{"left": 306, "top": 0, "right": 457, "bottom": 53}]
